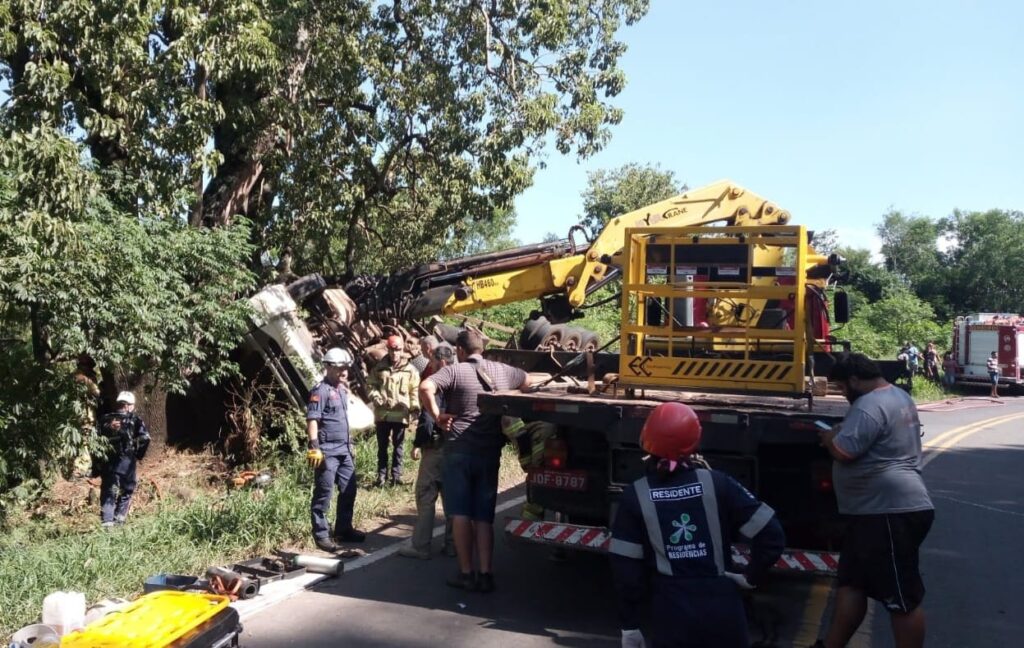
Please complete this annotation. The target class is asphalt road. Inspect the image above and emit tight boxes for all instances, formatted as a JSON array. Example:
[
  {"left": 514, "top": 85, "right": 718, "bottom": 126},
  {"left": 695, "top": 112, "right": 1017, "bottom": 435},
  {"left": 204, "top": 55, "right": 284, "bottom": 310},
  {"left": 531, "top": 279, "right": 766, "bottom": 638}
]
[{"left": 241, "top": 396, "right": 1024, "bottom": 648}]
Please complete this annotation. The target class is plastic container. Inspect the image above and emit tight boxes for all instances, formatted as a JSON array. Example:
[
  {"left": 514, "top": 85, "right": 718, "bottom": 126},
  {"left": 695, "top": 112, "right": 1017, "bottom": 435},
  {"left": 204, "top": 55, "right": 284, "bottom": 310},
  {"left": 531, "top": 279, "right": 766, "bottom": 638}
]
[
  {"left": 41, "top": 591, "right": 85, "bottom": 636},
  {"left": 60, "top": 591, "right": 229, "bottom": 648}
]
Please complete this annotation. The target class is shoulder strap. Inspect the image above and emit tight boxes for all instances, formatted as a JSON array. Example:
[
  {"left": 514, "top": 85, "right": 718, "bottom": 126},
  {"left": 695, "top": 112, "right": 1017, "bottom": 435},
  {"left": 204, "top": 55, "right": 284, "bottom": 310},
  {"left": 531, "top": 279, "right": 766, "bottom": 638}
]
[{"left": 467, "top": 357, "right": 497, "bottom": 392}]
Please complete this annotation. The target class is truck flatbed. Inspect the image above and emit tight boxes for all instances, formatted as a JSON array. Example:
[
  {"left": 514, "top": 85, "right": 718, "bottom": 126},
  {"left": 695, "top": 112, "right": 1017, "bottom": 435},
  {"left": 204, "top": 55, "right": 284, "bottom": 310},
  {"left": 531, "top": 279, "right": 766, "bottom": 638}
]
[{"left": 482, "top": 381, "right": 849, "bottom": 420}]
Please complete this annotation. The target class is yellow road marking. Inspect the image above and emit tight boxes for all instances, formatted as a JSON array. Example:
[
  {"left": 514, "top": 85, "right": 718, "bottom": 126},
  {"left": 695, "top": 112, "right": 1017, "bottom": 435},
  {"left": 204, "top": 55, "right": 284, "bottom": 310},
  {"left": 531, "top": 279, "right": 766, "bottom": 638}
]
[
  {"left": 922, "top": 413, "right": 1024, "bottom": 468},
  {"left": 920, "top": 413, "right": 1015, "bottom": 450},
  {"left": 792, "top": 578, "right": 832, "bottom": 646}
]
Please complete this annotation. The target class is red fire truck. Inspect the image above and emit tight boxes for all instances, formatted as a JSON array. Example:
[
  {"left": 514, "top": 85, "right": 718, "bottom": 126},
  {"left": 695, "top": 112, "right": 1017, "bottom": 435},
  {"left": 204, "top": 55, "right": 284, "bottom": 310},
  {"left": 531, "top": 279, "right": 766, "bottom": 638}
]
[{"left": 952, "top": 313, "right": 1024, "bottom": 393}]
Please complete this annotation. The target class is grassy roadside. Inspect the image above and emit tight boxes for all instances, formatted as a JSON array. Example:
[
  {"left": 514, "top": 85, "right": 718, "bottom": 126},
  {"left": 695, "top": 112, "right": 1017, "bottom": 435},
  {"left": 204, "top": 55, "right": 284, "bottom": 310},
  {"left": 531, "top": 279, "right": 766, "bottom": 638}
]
[
  {"left": 0, "top": 439, "right": 523, "bottom": 637},
  {"left": 910, "top": 378, "right": 954, "bottom": 403}
]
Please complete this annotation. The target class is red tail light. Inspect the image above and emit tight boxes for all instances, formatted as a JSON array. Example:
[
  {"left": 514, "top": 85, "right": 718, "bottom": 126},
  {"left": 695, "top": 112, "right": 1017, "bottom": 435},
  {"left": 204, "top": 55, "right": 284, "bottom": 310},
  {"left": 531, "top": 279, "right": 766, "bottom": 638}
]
[{"left": 544, "top": 438, "right": 568, "bottom": 469}]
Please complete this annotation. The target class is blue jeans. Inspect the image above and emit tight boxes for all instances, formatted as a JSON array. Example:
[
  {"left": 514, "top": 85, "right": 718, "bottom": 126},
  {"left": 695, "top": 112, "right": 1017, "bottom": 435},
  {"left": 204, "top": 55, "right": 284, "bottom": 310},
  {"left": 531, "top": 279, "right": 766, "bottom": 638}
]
[{"left": 442, "top": 451, "right": 500, "bottom": 523}]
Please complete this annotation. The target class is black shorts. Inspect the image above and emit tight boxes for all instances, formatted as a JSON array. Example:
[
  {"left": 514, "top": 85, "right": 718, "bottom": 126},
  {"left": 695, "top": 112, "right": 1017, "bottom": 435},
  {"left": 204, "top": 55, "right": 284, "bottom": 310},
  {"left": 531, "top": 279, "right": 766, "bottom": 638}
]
[{"left": 837, "top": 510, "right": 934, "bottom": 613}]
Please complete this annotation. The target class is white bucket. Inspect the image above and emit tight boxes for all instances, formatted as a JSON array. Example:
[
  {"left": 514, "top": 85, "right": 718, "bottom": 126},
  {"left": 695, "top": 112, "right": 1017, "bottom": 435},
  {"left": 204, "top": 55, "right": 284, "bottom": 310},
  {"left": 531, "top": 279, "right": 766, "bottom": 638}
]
[{"left": 41, "top": 591, "right": 86, "bottom": 636}]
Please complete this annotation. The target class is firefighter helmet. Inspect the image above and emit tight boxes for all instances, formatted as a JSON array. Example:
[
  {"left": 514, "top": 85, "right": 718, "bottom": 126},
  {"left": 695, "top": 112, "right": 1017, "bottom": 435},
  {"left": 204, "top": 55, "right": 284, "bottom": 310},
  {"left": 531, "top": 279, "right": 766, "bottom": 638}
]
[
  {"left": 322, "top": 347, "right": 352, "bottom": 367},
  {"left": 640, "top": 402, "right": 702, "bottom": 459},
  {"left": 116, "top": 391, "right": 136, "bottom": 405},
  {"left": 385, "top": 335, "right": 403, "bottom": 350}
]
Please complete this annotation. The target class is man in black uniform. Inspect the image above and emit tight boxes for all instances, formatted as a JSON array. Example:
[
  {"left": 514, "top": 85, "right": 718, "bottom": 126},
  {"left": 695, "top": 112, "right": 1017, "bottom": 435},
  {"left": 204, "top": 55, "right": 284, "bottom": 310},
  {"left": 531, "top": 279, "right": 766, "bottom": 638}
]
[
  {"left": 609, "top": 402, "right": 785, "bottom": 648},
  {"left": 306, "top": 347, "right": 366, "bottom": 552},
  {"left": 97, "top": 391, "right": 150, "bottom": 527}
]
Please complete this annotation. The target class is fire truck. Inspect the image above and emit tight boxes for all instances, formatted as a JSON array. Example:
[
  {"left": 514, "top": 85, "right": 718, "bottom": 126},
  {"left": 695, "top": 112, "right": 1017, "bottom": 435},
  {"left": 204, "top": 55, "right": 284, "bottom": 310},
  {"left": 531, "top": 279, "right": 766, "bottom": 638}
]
[{"left": 952, "top": 313, "right": 1024, "bottom": 393}]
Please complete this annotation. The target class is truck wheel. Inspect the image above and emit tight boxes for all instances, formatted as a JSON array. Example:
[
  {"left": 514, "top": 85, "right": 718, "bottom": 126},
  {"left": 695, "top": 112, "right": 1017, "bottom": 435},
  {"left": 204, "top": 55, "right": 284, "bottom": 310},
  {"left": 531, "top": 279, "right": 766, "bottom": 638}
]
[{"left": 518, "top": 315, "right": 553, "bottom": 351}]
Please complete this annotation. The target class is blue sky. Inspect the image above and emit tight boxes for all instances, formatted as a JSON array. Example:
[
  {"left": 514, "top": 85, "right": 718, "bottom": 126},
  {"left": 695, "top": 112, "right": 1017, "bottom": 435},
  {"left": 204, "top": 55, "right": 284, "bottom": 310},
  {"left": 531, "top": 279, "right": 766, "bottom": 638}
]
[{"left": 513, "top": 1, "right": 1024, "bottom": 255}]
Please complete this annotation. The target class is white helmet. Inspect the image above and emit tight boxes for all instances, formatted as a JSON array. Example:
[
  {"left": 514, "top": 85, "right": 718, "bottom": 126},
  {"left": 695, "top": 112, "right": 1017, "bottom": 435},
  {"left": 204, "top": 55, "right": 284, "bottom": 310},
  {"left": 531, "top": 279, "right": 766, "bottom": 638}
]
[
  {"left": 322, "top": 347, "right": 352, "bottom": 367},
  {"left": 116, "top": 391, "right": 136, "bottom": 405}
]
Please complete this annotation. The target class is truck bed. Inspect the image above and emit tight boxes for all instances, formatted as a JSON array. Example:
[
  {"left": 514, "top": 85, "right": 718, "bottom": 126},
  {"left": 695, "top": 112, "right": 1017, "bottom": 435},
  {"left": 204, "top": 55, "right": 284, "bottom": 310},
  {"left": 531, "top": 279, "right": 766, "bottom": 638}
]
[{"left": 482, "top": 380, "right": 849, "bottom": 420}]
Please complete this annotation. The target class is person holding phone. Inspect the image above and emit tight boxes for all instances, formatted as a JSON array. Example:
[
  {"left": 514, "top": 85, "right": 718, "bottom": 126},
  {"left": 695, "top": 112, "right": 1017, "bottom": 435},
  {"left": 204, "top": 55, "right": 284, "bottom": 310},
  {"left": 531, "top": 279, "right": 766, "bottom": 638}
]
[{"left": 814, "top": 353, "right": 934, "bottom": 648}]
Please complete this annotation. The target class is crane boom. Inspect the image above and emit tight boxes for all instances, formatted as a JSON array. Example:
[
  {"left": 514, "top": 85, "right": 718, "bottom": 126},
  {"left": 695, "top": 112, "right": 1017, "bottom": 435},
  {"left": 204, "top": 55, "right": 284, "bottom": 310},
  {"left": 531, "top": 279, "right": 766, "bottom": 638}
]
[{"left": 427, "top": 180, "right": 797, "bottom": 317}]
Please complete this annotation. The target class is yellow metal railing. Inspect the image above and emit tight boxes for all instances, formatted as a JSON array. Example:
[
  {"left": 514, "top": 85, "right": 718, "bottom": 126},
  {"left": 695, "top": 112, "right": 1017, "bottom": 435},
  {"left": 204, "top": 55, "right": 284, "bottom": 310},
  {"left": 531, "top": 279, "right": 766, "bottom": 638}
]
[{"left": 618, "top": 225, "right": 820, "bottom": 396}]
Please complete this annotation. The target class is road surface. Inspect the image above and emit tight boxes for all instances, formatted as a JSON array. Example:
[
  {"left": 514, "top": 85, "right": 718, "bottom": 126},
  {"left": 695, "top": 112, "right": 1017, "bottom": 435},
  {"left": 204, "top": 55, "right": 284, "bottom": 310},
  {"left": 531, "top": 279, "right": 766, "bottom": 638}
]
[{"left": 241, "top": 396, "right": 1024, "bottom": 647}]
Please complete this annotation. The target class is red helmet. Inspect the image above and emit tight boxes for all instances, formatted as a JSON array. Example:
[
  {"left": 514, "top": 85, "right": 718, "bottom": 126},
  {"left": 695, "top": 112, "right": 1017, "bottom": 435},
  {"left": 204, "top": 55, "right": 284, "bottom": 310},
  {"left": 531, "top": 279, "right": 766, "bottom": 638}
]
[
  {"left": 385, "top": 335, "right": 403, "bottom": 350},
  {"left": 640, "top": 402, "right": 702, "bottom": 459}
]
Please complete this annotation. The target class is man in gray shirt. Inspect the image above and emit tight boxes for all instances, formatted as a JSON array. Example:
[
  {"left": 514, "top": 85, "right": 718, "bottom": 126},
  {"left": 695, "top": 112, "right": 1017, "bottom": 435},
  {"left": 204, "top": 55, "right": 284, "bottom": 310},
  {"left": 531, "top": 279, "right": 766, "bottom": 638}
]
[
  {"left": 420, "top": 329, "right": 531, "bottom": 593},
  {"left": 815, "top": 353, "right": 934, "bottom": 648}
]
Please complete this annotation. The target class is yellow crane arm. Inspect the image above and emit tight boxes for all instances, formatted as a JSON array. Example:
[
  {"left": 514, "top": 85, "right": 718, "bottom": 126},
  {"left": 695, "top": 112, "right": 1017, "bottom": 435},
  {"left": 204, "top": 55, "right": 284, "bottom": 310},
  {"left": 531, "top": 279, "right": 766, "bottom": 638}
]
[{"left": 443, "top": 180, "right": 801, "bottom": 314}]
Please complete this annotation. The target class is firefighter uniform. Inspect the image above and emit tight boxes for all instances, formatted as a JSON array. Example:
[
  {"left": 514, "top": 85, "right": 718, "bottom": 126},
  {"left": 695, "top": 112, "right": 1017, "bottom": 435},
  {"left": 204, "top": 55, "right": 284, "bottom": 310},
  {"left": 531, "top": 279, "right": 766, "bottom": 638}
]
[
  {"left": 97, "top": 410, "right": 150, "bottom": 524},
  {"left": 609, "top": 464, "right": 785, "bottom": 648},
  {"left": 307, "top": 379, "right": 357, "bottom": 541}
]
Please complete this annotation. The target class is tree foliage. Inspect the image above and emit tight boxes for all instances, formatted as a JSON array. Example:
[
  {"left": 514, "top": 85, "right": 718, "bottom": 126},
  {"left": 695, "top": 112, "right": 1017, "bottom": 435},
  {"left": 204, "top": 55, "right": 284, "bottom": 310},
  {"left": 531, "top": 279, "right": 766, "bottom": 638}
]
[
  {"left": 838, "top": 287, "right": 946, "bottom": 360},
  {"left": 0, "top": 129, "right": 254, "bottom": 506},
  {"left": 939, "top": 209, "right": 1024, "bottom": 315},
  {"left": 2, "top": 0, "right": 650, "bottom": 276},
  {"left": 579, "top": 163, "right": 683, "bottom": 238}
]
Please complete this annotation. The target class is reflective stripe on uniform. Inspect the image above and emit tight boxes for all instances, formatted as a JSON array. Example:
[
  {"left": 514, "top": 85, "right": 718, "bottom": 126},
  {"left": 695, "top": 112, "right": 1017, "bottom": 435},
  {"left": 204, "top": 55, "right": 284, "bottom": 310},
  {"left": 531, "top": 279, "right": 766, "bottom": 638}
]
[
  {"left": 695, "top": 469, "right": 725, "bottom": 575},
  {"left": 608, "top": 538, "right": 645, "bottom": 559},
  {"left": 635, "top": 477, "right": 674, "bottom": 576},
  {"left": 739, "top": 502, "right": 775, "bottom": 539}
]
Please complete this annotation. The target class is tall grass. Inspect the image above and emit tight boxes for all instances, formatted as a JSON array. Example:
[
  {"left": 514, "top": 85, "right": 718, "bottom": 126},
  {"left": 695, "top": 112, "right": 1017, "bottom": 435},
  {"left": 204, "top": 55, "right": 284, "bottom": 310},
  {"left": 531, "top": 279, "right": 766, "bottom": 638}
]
[
  {"left": 910, "top": 377, "right": 950, "bottom": 403},
  {"left": 0, "top": 437, "right": 522, "bottom": 636}
]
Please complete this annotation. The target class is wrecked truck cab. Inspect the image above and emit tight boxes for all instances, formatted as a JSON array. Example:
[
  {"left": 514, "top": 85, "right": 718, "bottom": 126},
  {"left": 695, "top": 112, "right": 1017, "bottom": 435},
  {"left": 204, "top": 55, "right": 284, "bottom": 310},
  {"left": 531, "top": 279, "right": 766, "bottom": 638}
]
[{"left": 244, "top": 276, "right": 374, "bottom": 433}]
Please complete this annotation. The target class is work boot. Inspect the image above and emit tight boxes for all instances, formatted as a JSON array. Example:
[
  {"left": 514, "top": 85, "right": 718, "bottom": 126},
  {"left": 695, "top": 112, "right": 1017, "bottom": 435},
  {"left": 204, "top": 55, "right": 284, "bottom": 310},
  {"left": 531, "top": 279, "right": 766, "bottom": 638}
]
[
  {"left": 476, "top": 572, "right": 495, "bottom": 594},
  {"left": 335, "top": 528, "right": 366, "bottom": 543},
  {"left": 397, "top": 546, "right": 431, "bottom": 560},
  {"left": 446, "top": 571, "right": 477, "bottom": 591},
  {"left": 315, "top": 538, "right": 342, "bottom": 553}
]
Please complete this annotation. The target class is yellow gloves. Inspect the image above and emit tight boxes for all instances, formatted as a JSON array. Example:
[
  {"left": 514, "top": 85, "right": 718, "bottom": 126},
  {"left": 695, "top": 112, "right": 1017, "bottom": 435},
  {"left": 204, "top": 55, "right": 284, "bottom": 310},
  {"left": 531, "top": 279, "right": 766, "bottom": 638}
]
[{"left": 306, "top": 448, "right": 324, "bottom": 469}]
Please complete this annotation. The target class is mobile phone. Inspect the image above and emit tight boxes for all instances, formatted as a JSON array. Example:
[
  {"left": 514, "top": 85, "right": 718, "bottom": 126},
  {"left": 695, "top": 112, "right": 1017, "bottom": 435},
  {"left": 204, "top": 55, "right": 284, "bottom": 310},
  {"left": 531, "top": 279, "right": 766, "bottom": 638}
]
[{"left": 814, "top": 420, "right": 832, "bottom": 432}]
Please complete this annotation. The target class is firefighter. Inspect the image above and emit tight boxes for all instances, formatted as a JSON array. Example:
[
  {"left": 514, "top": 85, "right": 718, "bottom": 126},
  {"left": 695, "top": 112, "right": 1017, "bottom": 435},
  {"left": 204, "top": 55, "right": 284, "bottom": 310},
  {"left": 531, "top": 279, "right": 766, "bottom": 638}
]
[
  {"left": 609, "top": 402, "right": 785, "bottom": 648},
  {"left": 307, "top": 347, "right": 366, "bottom": 551},
  {"left": 367, "top": 334, "right": 420, "bottom": 486},
  {"left": 97, "top": 391, "right": 150, "bottom": 527},
  {"left": 509, "top": 419, "right": 556, "bottom": 521}
]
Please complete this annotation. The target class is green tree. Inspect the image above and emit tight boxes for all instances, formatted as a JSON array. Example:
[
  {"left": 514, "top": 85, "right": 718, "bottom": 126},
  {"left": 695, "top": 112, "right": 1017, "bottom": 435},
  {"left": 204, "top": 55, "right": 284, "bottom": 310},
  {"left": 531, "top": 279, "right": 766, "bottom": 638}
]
[
  {"left": 835, "top": 246, "right": 902, "bottom": 307},
  {"left": 877, "top": 210, "right": 941, "bottom": 281},
  {"left": 939, "top": 208, "right": 1024, "bottom": 315},
  {"left": 0, "top": 130, "right": 253, "bottom": 507},
  {"left": 810, "top": 228, "right": 839, "bottom": 255},
  {"left": 2, "top": 0, "right": 651, "bottom": 276},
  {"left": 838, "top": 287, "right": 946, "bottom": 359},
  {"left": 579, "top": 163, "right": 683, "bottom": 238}
]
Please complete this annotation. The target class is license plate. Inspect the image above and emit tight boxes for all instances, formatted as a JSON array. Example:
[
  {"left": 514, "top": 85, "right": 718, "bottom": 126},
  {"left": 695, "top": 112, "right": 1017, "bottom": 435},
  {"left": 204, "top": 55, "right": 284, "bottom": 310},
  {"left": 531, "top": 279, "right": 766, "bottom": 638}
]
[{"left": 528, "top": 469, "right": 589, "bottom": 492}]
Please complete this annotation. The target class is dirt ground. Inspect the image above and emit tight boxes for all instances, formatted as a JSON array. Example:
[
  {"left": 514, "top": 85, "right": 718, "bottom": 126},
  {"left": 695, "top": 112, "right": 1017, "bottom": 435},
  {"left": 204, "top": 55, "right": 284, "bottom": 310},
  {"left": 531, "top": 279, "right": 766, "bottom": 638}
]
[
  {"left": 31, "top": 446, "right": 525, "bottom": 543},
  {"left": 34, "top": 450, "right": 230, "bottom": 531}
]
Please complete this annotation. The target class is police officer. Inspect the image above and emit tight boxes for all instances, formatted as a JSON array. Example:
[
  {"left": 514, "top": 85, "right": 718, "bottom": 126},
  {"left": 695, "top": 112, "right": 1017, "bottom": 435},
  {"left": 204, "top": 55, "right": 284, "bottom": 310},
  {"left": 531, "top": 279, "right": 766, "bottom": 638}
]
[
  {"left": 609, "top": 402, "right": 785, "bottom": 648},
  {"left": 307, "top": 347, "right": 366, "bottom": 552},
  {"left": 97, "top": 391, "right": 150, "bottom": 527}
]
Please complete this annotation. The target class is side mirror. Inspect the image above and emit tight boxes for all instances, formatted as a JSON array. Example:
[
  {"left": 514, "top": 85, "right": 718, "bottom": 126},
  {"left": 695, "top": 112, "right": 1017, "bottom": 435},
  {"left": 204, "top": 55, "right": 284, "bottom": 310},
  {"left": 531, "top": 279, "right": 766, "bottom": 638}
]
[{"left": 833, "top": 291, "right": 850, "bottom": 323}]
